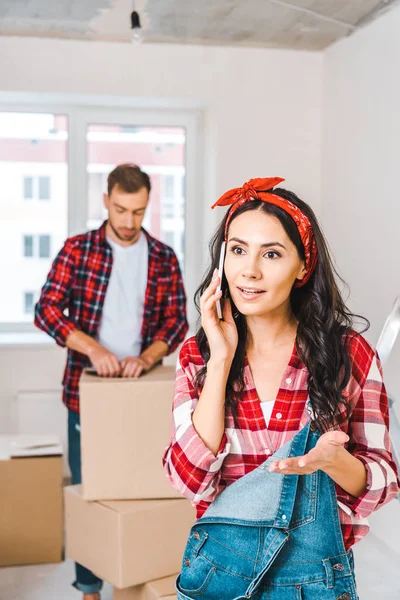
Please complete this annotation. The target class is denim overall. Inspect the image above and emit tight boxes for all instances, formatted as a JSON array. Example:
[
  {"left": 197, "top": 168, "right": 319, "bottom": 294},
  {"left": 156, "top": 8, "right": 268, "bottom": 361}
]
[{"left": 176, "top": 422, "right": 358, "bottom": 600}]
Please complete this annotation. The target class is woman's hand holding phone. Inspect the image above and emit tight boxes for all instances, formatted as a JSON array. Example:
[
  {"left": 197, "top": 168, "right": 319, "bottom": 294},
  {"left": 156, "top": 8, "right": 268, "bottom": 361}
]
[{"left": 200, "top": 266, "right": 238, "bottom": 364}]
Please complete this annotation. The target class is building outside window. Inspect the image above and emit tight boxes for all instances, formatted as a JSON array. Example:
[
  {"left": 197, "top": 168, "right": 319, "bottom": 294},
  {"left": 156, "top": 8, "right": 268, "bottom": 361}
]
[
  {"left": 23, "top": 234, "right": 51, "bottom": 259},
  {"left": 23, "top": 291, "right": 36, "bottom": 315},
  {"left": 23, "top": 175, "right": 51, "bottom": 201},
  {"left": 1, "top": 111, "right": 192, "bottom": 328},
  {"left": 23, "top": 235, "right": 34, "bottom": 258}
]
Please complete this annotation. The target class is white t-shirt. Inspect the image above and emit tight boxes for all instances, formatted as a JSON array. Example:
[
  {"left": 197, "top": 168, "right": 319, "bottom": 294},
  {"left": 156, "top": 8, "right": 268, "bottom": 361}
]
[
  {"left": 260, "top": 400, "right": 275, "bottom": 427},
  {"left": 97, "top": 233, "right": 148, "bottom": 361}
]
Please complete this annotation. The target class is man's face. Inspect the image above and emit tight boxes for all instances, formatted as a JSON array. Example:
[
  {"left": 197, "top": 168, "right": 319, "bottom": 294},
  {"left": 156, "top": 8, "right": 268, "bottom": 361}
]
[{"left": 104, "top": 184, "right": 149, "bottom": 245}]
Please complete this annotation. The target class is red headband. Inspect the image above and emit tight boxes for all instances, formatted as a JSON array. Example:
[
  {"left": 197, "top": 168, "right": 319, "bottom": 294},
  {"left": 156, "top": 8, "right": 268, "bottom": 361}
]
[{"left": 211, "top": 177, "right": 317, "bottom": 288}]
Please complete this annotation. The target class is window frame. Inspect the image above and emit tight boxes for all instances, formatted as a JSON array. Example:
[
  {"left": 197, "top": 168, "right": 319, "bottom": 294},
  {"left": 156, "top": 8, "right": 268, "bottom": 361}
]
[{"left": 0, "top": 95, "right": 204, "bottom": 333}]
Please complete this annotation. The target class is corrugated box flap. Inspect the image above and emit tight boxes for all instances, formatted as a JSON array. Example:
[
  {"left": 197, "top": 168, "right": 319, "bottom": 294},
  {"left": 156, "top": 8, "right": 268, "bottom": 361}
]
[
  {"left": 0, "top": 434, "right": 63, "bottom": 459},
  {"left": 99, "top": 498, "right": 183, "bottom": 514},
  {"left": 80, "top": 365, "right": 175, "bottom": 385}
]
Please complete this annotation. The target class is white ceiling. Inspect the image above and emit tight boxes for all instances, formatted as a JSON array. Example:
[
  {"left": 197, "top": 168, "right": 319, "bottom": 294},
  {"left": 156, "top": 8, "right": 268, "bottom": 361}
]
[{"left": 0, "top": 0, "right": 399, "bottom": 50}]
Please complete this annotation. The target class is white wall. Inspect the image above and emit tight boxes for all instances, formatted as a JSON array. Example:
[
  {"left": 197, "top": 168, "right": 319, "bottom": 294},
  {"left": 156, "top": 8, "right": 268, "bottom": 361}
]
[
  {"left": 322, "top": 6, "right": 400, "bottom": 401},
  {"left": 0, "top": 36, "right": 322, "bottom": 439},
  {"left": 0, "top": 36, "right": 323, "bottom": 223}
]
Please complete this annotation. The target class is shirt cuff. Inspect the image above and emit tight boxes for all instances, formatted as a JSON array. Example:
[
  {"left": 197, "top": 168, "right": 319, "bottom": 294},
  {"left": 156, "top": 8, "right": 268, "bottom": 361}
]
[
  {"left": 180, "top": 421, "right": 230, "bottom": 474},
  {"left": 55, "top": 322, "right": 77, "bottom": 348},
  {"left": 344, "top": 454, "right": 385, "bottom": 519},
  {"left": 152, "top": 333, "right": 173, "bottom": 352}
]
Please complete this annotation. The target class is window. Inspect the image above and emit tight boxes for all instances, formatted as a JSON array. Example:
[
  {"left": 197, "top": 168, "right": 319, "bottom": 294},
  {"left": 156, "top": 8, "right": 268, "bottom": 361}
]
[
  {"left": 0, "top": 106, "right": 199, "bottom": 330},
  {"left": 0, "top": 111, "right": 68, "bottom": 326},
  {"left": 162, "top": 199, "right": 175, "bottom": 219},
  {"left": 38, "top": 176, "right": 50, "bottom": 200},
  {"left": 39, "top": 235, "right": 51, "bottom": 258},
  {"left": 164, "top": 231, "right": 175, "bottom": 248},
  {"left": 164, "top": 175, "right": 175, "bottom": 198},
  {"left": 22, "top": 234, "right": 51, "bottom": 259},
  {"left": 23, "top": 235, "right": 34, "bottom": 258},
  {"left": 23, "top": 176, "right": 34, "bottom": 200},
  {"left": 86, "top": 124, "right": 186, "bottom": 272},
  {"left": 23, "top": 175, "right": 51, "bottom": 201},
  {"left": 23, "top": 292, "right": 35, "bottom": 315}
]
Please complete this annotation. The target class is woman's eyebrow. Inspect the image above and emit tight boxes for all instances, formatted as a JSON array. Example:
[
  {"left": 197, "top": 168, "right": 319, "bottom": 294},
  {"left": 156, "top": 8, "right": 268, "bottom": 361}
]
[{"left": 229, "top": 237, "right": 287, "bottom": 250}]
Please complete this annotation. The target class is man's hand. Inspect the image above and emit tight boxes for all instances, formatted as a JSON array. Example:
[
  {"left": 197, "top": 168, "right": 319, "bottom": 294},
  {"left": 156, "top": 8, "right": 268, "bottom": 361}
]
[
  {"left": 268, "top": 430, "right": 350, "bottom": 475},
  {"left": 87, "top": 345, "right": 121, "bottom": 377},
  {"left": 120, "top": 355, "right": 153, "bottom": 378}
]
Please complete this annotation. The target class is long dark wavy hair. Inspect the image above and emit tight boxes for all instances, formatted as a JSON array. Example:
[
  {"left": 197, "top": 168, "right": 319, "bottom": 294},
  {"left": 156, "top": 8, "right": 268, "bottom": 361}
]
[{"left": 194, "top": 188, "right": 369, "bottom": 433}]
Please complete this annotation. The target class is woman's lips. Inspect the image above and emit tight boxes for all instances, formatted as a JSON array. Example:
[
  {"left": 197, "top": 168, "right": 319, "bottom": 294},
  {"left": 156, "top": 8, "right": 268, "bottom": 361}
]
[{"left": 236, "top": 286, "right": 266, "bottom": 301}]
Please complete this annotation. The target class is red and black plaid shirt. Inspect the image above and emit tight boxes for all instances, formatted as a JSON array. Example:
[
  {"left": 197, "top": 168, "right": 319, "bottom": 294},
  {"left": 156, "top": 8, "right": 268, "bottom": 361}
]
[
  {"left": 163, "top": 334, "right": 400, "bottom": 550},
  {"left": 35, "top": 222, "right": 188, "bottom": 413}
]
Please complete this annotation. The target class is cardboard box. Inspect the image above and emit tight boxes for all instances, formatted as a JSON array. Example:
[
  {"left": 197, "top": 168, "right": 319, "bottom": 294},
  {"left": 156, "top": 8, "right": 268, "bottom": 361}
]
[
  {"left": 113, "top": 575, "right": 177, "bottom": 600},
  {"left": 80, "top": 366, "right": 180, "bottom": 501},
  {"left": 0, "top": 434, "right": 63, "bottom": 566},
  {"left": 65, "top": 485, "right": 194, "bottom": 588}
]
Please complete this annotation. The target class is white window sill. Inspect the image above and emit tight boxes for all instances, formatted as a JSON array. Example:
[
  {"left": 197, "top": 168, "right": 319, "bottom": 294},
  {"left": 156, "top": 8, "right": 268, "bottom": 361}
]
[{"left": 0, "top": 331, "right": 58, "bottom": 348}]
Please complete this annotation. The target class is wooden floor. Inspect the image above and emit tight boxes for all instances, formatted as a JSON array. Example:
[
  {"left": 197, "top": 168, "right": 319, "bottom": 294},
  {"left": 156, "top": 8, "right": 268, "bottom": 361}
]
[{"left": 1, "top": 500, "right": 399, "bottom": 600}]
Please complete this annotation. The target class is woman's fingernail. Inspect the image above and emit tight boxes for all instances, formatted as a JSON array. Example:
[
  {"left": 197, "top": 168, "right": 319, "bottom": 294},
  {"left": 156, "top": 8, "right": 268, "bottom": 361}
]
[{"left": 212, "top": 268, "right": 218, "bottom": 280}]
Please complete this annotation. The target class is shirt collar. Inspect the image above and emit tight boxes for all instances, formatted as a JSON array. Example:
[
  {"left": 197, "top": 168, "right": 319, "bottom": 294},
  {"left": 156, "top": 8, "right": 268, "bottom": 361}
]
[{"left": 95, "top": 221, "right": 160, "bottom": 255}]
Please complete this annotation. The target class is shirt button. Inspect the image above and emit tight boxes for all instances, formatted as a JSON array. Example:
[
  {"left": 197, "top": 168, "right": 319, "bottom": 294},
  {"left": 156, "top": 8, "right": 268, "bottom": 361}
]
[
  {"left": 276, "top": 413, "right": 282, "bottom": 419},
  {"left": 286, "top": 377, "right": 292, "bottom": 384},
  {"left": 282, "top": 515, "right": 287, "bottom": 520}
]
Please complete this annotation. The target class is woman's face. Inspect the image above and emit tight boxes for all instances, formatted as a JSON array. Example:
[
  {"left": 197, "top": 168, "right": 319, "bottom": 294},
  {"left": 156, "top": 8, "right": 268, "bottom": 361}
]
[{"left": 224, "top": 209, "right": 306, "bottom": 318}]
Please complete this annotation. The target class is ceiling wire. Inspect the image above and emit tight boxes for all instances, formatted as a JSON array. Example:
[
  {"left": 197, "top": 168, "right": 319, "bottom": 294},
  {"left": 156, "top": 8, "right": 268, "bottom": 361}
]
[
  {"left": 267, "top": 0, "right": 400, "bottom": 33},
  {"left": 266, "top": 0, "right": 355, "bottom": 30}
]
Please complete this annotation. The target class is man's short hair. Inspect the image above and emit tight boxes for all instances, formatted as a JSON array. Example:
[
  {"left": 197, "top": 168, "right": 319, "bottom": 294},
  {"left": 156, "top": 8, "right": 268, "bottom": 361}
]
[{"left": 107, "top": 164, "right": 151, "bottom": 196}]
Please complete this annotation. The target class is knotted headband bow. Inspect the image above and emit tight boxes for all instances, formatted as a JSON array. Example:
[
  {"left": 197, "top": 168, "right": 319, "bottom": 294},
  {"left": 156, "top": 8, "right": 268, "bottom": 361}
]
[{"left": 211, "top": 177, "right": 317, "bottom": 287}]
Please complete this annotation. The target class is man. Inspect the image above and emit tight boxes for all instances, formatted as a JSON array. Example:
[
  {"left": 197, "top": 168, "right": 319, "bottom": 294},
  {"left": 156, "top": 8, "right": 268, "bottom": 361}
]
[{"left": 35, "top": 163, "right": 188, "bottom": 600}]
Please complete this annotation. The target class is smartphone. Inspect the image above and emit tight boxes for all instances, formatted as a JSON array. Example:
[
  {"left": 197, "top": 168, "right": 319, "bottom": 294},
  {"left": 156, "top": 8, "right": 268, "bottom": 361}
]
[{"left": 216, "top": 241, "right": 226, "bottom": 319}]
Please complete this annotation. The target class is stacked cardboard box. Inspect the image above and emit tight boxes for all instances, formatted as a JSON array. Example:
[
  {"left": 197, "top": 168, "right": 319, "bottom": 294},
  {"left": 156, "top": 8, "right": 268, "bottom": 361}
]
[
  {"left": 113, "top": 574, "right": 177, "bottom": 600},
  {"left": 65, "top": 366, "right": 194, "bottom": 597},
  {"left": 0, "top": 434, "right": 63, "bottom": 566}
]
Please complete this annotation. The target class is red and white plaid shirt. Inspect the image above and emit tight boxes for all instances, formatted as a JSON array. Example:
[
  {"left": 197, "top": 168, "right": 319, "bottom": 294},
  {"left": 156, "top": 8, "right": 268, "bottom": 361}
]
[
  {"left": 163, "top": 334, "right": 400, "bottom": 550},
  {"left": 35, "top": 222, "right": 188, "bottom": 413}
]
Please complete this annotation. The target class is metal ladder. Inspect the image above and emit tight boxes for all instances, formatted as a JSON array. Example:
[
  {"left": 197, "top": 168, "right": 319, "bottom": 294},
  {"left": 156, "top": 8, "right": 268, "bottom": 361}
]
[{"left": 376, "top": 297, "right": 400, "bottom": 497}]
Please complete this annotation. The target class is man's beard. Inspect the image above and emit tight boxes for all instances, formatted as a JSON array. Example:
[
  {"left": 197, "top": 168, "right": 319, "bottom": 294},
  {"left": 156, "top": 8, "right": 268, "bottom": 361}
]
[{"left": 109, "top": 219, "right": 138, "bottom": 242}]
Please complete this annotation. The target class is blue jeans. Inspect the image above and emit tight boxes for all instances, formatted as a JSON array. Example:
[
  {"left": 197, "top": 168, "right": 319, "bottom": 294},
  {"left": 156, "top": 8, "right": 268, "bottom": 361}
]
[
  {"left": 68, "top": 410, "right": 103, "bottom": 595},
  {"left": 176, "top": 422, "right": 358, "bottom": 600}
]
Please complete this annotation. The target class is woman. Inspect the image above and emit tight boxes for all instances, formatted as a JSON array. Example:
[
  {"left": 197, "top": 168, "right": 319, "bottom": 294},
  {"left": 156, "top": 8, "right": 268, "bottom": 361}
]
[{"left": 163, "top": 177, "right": 399, "bottom": 600}]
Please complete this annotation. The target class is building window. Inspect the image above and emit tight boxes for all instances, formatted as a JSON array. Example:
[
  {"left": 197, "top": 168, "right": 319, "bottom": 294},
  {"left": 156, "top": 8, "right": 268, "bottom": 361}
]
[
  {"left": 23, "top": 176, "right": 34, "bottom": 200},
  {"left": 24, "top": 292, "right": 35, "bottom": 315},
  {"left": 164, "top": 230, "right": 175, "bottom": 248},
  {"left": 39, "top": 235, "right": 51, "bottom": 258},
  {"left": 23, "top": 234, "right": 51, "bottom": 258},
  {"left": 162, "top": 175, "right": 176, "bottom": 219},
  {"left": 164, "top": 175, "right": 175, "bottom": 198},
  {"left": 162, "top": 200, "right": 175, "bottom": 219},
  {"left": 23, "top": 235, "right": 34, "bottom": 257},
  {"left": 38, "top": 176, "right": 50, "bottom": 200},
  {"left": 23, "top": 175, "right": 51, "bottom": 201}
]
